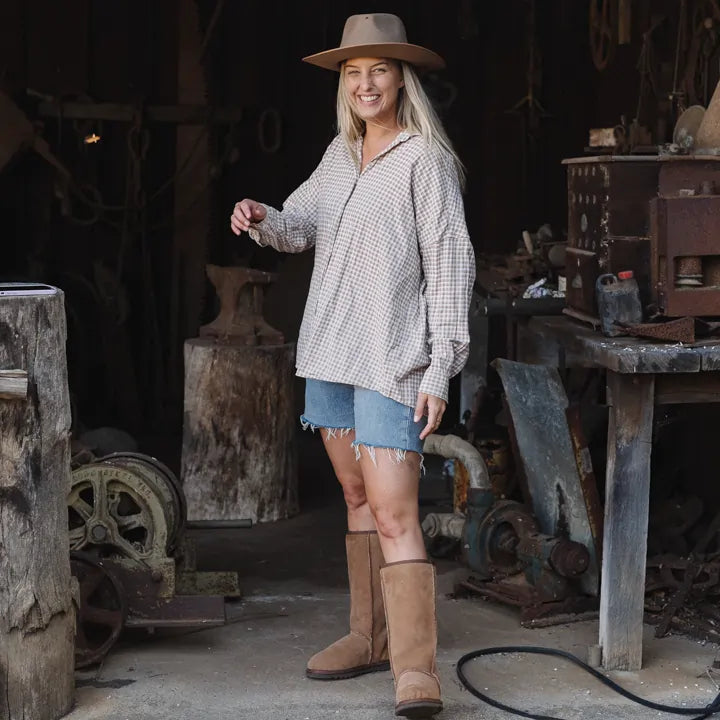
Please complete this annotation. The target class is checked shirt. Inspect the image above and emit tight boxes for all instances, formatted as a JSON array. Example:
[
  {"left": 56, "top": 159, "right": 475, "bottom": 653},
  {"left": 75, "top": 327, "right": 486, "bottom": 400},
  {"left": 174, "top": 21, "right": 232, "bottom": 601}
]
[{"left": 248, "top": 130, "right": 475, "bottom": 408}]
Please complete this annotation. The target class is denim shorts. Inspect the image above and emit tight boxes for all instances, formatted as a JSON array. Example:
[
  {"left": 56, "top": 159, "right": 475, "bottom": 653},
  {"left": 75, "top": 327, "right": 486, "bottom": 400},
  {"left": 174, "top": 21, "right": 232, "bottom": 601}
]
[{"left": 300, "top": 379, "right": 425, "bottom": 459}]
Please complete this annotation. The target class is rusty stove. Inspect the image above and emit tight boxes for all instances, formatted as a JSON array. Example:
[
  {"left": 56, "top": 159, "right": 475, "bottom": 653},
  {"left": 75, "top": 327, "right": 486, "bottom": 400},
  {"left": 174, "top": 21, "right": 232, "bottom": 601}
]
[{"left": 564, "top": 155, "right": 720, "bottom": 320}]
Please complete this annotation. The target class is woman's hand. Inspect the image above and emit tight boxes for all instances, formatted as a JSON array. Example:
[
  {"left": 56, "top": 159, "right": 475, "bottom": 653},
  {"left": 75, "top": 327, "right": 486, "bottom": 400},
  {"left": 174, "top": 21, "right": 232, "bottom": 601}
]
[
  {"left": 414, "top": 392, "right": 446, "bottom": 441},
  {"left": 230, "top": 199, "right": 267, "bottom": 235}
]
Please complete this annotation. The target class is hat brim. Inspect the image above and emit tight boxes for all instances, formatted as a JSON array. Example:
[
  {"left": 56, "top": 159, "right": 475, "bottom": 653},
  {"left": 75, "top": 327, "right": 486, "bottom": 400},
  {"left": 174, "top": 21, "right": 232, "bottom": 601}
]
[{"left": 302, "top": 43, "right": 445, "bottom": 72}]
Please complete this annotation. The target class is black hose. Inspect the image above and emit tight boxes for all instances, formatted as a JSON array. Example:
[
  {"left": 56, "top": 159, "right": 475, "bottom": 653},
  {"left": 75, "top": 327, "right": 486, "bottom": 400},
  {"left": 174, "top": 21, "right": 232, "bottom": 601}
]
[{"left": 457, "top": 646, "right": 720, "bottom": 720}]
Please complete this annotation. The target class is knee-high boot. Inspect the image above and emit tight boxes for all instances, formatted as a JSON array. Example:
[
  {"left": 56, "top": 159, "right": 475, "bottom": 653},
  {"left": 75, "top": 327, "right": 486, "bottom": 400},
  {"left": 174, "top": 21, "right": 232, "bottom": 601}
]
[
  {"left": 306, "top": 531, "right": 389, "bottom": 679},
  {"left": 380, "top": 560, "right": 442, "bottom": 717}
]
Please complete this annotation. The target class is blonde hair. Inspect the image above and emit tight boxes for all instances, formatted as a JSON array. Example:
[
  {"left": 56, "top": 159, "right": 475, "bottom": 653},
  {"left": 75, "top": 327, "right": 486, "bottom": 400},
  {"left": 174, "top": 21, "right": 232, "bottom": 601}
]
[{"left": 336, "top": 60, "right": 466, "bottom": 188}]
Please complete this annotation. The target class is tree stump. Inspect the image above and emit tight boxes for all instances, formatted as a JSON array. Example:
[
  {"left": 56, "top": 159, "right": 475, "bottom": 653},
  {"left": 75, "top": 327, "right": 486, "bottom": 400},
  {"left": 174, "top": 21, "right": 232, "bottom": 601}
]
[
  {"left": 0, "top": 287, "right": 74, "bottom": 719},
  {"left": 181, "top": 339, "right": 298, "bottom": 522}
]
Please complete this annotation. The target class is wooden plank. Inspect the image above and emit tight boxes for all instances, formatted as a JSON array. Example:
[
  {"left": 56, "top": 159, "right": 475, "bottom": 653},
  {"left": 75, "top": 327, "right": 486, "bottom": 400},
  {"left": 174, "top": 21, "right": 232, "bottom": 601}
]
[
  {"left": 656, "top": 372, "right": 720, "bottom": 404},
  {"left": 528, "top": 316, "right": 702, "bottom": 373},
  {"left": 697, "top": 343, "right": 720, "bottom": 371},
  {"left": 0, "top": 369, "right": 28, "bottom": 399},
  {"left": 600, "top": 371, "right": 654, "bottom": 670}
]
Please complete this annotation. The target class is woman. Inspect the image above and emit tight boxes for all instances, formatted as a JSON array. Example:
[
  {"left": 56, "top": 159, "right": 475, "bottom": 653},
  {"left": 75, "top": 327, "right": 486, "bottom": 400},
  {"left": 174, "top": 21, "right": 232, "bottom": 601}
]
[{"left": 230, "top": 13, "right": 474, "bottom": 718}]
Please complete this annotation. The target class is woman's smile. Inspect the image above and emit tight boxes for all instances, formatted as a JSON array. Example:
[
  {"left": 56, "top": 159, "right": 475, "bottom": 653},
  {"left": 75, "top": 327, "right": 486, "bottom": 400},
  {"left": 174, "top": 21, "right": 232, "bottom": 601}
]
[{"left": 344, "top": 58, "right": 404, "bottom": 125}]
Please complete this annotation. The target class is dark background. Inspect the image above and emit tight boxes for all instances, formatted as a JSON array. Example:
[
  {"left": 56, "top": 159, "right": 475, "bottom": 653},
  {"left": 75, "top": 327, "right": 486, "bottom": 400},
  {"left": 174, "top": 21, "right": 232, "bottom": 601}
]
[{"left": 0, "top": 0, "right": 711, "bottom": 499}]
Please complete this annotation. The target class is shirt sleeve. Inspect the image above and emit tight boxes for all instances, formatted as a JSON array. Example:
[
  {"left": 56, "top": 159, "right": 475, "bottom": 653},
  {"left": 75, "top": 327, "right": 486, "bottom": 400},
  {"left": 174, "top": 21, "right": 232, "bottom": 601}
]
[
  {"left": 248, "top": 151, "right": 325, "bottom": 253},
  {"left": 412, "top": 148, "right": 476, "bottom": 402}
]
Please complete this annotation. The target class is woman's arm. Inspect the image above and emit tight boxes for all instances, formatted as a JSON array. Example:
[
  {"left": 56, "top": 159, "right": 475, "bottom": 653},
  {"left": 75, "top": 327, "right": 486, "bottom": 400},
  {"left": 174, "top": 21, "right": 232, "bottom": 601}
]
[
  {"left": 231, "top": 151, "right": 326, "bottom": 253},
  {"left": 248, "top": 167, "right": 320, "bottom": 253},
  {"left": 412, "top": 147, "right": 476, "bottom": 403}
]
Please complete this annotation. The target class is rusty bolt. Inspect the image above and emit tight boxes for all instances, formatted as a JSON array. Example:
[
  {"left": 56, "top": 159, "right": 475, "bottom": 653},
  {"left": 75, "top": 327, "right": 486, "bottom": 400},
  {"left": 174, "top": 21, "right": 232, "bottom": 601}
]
[{"left": 90, "top": 525, "right": 108, "bottom": 541}]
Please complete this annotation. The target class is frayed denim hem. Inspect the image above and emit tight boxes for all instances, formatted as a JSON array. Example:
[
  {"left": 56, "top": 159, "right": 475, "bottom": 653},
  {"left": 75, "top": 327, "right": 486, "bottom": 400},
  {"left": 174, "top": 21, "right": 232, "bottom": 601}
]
[
  {"left": 299, "top": 416, "right": 353, "bottom": 441},
  {"left": 352, "top": 442, "right": 425, "bottom": 474}
]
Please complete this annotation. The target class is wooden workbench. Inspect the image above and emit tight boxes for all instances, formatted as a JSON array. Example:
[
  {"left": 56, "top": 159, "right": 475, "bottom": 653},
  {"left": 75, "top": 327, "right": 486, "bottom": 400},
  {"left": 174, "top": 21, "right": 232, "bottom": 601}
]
[{"left": 527, "top": 315, "right": 720, "bottom": 671}]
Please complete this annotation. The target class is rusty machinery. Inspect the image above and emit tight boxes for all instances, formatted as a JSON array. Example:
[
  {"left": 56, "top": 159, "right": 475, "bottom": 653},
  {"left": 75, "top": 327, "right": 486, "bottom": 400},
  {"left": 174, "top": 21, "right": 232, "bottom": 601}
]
[
  {"left": 421, "top": 435, "right": 594, "bottom": 621},
  {"left": 564, "top": 153, "right": 720, "bottom": 324},
  {"left": 460, "top": 492, "right": 592, "bottom": 620},
  {"left": 424, "top": 488, "right": 592, "bottom": 621},
  {"left": 68, "top": 453, "right": 244, "bottom": 668}
]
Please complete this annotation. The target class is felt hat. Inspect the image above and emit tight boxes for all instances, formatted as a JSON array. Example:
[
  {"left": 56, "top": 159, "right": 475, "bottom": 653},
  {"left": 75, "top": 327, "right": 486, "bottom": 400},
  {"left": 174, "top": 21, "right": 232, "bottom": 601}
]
[{"left": 302, "top": 13, "right": 445, "bottom": 71}]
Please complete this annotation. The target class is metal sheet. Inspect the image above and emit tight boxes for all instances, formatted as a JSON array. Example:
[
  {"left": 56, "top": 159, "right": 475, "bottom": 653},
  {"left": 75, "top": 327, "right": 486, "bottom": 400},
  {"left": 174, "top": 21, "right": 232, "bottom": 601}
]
[
  {"left": 492, "top": 359, "right": 600, "bottom": 596},
  {"left": 124, "top": 595, "right": 226, "bottom": 628}
]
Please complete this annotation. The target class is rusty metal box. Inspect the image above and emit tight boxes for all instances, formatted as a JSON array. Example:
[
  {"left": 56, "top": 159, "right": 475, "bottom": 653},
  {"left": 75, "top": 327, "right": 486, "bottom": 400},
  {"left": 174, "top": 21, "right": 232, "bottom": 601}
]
[
  {"left": 649, "top": 157, "right": 720, "bottom": 317},
  {"left": 563, "top": 156, "right": 660, "bottom": 316},
  {"left": 651, "top": 194, "right": 720, "bottom": 316}
]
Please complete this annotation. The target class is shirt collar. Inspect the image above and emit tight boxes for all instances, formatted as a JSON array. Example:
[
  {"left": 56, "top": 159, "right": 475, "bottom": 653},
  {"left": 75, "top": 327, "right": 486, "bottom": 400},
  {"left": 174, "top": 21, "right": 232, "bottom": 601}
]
[{"left": 355, "top": 130, "right": 418, "bottom": 173}]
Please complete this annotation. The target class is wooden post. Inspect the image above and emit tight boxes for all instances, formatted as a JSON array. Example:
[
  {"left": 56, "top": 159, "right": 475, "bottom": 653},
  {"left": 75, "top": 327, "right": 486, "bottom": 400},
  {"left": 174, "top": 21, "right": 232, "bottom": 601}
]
[
  {"left": 618, "top": 0, "right": 632, "bottom": 45},
  {"left": 0, "top": 288, "right": 74, "bottom": 719},
  {"left": 168, "top": 0, "right": 211, "bottom": 394},
  {"left": 181, "top": 339, "right": 298, "bottom": 523},
  {"left": 600, "top": 371, "right": 654, "bottom": 671}
]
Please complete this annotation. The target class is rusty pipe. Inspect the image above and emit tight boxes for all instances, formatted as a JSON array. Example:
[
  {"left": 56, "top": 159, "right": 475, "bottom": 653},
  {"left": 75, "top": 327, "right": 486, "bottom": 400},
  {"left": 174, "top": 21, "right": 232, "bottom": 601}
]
[
  {"left": 421, "top": 434, "right": 491, "bottom": 541},
  {"left": 422, "top": 433, "right": 491, "bottom": 490}
]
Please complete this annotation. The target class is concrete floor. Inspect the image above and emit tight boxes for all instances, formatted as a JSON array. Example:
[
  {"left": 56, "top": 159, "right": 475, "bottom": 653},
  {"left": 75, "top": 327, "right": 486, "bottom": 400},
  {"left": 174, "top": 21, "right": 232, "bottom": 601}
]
[{"left": 67, "top": 502, "right": 720, "bottom": 720}]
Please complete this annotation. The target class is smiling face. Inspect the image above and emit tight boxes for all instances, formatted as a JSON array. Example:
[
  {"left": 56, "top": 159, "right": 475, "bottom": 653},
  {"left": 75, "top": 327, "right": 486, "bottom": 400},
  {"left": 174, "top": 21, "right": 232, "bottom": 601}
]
[{"left": 342, "top": 57, "right": 404, "bottom": 128}]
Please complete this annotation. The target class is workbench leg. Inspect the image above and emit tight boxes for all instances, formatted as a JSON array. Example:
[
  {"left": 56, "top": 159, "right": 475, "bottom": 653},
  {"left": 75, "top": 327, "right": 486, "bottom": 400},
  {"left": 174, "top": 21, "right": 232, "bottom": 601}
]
[{"left": 600, "top": 372, "right": 654, "bottom": 671}]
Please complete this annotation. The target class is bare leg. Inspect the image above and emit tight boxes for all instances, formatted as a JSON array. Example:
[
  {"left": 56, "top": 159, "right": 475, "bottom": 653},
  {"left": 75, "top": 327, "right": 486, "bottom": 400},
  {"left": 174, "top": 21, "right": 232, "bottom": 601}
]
[
  {"left": 360, "top": 449, "right": 425, "bottom": 563},
  {"left": 306, "top": 430, "right": 389, "bottom": 680},
  {"left": 322, "top": 430, "right": 375, "bottom": 531}
]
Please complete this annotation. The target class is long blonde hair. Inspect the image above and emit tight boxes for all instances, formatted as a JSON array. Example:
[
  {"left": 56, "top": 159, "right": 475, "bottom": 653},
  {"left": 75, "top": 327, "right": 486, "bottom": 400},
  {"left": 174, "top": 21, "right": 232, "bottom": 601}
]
[{"left": 336, "top": 60, "right": 466, "bottom": 188}]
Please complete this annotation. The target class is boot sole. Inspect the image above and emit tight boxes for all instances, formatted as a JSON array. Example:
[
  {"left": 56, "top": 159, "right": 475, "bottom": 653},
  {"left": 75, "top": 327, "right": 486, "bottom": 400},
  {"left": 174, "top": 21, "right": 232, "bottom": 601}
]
[
  {"left": 306, "top": 660, "right": 390, "bottom": 681},
  {"left": 395, "top": 699, "right": 443, "bottom": 718}
]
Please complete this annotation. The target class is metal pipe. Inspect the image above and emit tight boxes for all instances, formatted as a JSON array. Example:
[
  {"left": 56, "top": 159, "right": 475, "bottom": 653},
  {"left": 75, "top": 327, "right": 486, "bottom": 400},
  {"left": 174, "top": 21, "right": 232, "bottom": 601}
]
[
  {"left": 421, "top": 512, "right": 465, "bottom": 539},
  {"left": 421, "top": 434, "right": 492, "bottom": 541},
  {"left": 422, "top": 433, "right": 491, "bottom": 490}
]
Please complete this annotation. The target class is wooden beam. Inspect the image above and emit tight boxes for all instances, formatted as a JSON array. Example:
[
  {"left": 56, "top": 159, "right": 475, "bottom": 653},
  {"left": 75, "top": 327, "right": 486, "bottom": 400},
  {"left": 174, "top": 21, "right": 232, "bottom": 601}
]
[
  {"left": 600, "top": 371, "right": 654, "bottom": 671},
  {"left": 618, "top": 0, "right": 632, "bottom": 45},
  {"left": 0, "top": 369, "right": 28, "bottom": 399},
  {"left": 656, "top": 372, "right": 720, "bottom": 404},
  {"left": 36, "top": 101, "right": 242, "bottom": 125}
]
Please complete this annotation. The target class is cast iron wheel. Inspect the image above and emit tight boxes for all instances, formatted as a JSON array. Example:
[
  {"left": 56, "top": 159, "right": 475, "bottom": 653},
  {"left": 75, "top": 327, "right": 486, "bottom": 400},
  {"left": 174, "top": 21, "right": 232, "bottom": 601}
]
[
  {"left": 98, "top": 452, "right": 186, "bottom": 551},
  {"left": 69, "top": 463, "right": 170, "bottom": 561},
  {"left": 71, "top": 552, "right": 127, "bottom": 668}
]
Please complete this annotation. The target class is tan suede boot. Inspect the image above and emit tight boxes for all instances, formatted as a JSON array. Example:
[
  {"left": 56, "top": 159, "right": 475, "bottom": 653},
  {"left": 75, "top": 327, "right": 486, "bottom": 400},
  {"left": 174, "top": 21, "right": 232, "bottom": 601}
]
[
  {"left": 381, "top": 560, "right": 442, "bottom": 718},
  {"left": 306, "top": 531, "right": 389, "bottom": 679}
]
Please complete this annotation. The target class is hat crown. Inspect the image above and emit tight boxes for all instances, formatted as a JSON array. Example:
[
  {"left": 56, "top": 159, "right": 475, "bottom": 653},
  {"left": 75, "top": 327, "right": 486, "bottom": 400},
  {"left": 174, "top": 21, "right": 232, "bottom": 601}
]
[{"left": 340, "top": 13, "right": 408, "bottom": 48}]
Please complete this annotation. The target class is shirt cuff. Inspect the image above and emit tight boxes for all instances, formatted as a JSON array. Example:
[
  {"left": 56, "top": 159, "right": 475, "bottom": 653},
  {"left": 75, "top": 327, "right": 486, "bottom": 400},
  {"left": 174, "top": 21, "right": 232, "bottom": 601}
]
[
  {"left": 419, "top": 360, "right": 450, "bottom": 403},
  {"left": 247, "top": 205, "right": 272, "bottom": 246}
]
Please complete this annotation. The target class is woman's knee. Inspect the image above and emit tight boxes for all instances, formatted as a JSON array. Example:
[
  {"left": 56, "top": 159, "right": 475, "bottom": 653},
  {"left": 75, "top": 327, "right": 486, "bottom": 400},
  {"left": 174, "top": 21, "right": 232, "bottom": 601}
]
[
  {"left": 371, "top": 503, "right": 418, "bottom": 539},
  {"left": 337, "top": 471, "right": 367, "bottom": 510}
]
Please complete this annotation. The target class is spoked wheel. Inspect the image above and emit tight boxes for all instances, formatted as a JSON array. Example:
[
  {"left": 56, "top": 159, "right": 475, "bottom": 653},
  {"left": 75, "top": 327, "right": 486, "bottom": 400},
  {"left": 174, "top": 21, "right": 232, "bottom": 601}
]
[
  {"left": 590, "top": 0, "right": 615, "bottom": 71},
  {"left": 98, "top": 452, "right": 186, "bottom": 552},
  {"left": 69, "top": 463, "right": 170, "bottom": 561},
  {"left": 71, "top": 552, "right": 127, "bottom": 668}
]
